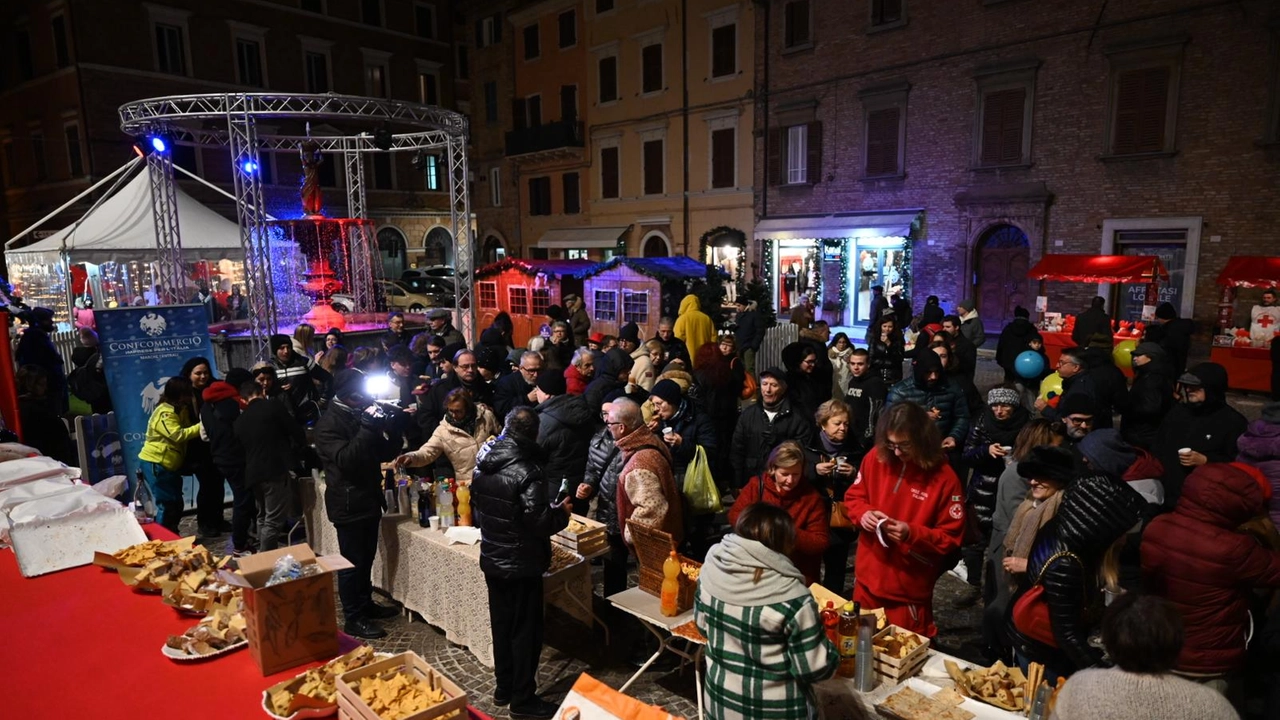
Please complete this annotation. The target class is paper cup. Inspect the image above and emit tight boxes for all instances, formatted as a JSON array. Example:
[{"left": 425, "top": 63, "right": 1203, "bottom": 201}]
[
  {"left": 1178, "top": 447, "right": 1192, "bottom": 456},
  {"left": 428, "top": 516, "right": 441, "bottom": 530},
  {"left": 1000, "top": 445, "right": 1013, "bottom": 454}
]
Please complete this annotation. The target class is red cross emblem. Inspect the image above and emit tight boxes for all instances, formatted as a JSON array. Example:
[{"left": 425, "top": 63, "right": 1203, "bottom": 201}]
[{"left": 1260, "top": 314, "right": 1276, "bottom": 329}]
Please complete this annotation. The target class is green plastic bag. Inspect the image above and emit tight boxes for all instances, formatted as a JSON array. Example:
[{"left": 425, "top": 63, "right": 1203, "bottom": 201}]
[{"left": 682, "top": 445, "right": 722, "bottom": 514}]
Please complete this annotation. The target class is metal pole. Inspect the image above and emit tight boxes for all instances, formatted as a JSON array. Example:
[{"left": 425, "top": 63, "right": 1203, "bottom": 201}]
[
  {"left": 342, "top": 137, "right": 377, "bottom": 314},
  {"left": 146, "top": 149, "right": 185, "bottom": 305},
  {"left": 4, "top": 157, "right": 141, "bottom": 249},
  {"left": 226, "top": 97, "right": 276, "bottom": 360},
  {"left": 448, "top": 133, "right": 475, "bottom": 345}
]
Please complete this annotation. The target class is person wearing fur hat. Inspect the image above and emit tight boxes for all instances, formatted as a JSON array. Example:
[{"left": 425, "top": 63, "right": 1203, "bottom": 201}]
[
  {"left": 268, "top": 332, "right": 330, "bottom": 425},
  {"left": 955, "top": 387, "right": 1031, "bottom": 606},
  {"left": 1153, "top": 363, "right": 1249, "bottom": 510},
  {"left": 1121, "top": 342, "right": 1175, "bottom": 450}
]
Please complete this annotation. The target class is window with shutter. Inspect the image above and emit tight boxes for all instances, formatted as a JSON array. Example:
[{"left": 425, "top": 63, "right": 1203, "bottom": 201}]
[
  {"left": 865, "top": 107, "right": 901, "bottom": 177},
  {"left": 766, "top": 128, "right": 783, "bottom": 186},
  {"left": 643, "top": 139, "right": 664, "bottom": 195},
  {"left": 526, "top": 95, "right": 542, "bottom": 128},
  {"left": 642, "top": 43, "right": 663, "bottom": 93},
  {"left": 559, "top": 10, "right": 576, "bottom": 49},
  {"left": 979, "top": 87, "right": 1026, "bottom": 165},
  {"left": 524, "top": 24, "right": 540, "bottom": 60},
  {"left": 711, "top": 128, "right": 735, "bottom": 188},
  {"left": 563, "top": 173, "right": 581, "bottom": 214},
  {"left": 600, "top": 146, "right": 620, "bottom": 198},
  {"left": 599, "top": 56, "right": 618, "bottom": 103},
  {"left": 1112, "top": 66, "right": 1169, "bottom": 155},
  {"left": 786, "top": 125, "right": 807, "bottom": 184},
  {"left": 528, "top": 176, "right": 551, "bottom": 215},
  {"left": 806, "top": 121, "right": 823, "bottom": 184},
  {"left": 784, "top": 1, "right": 811, "bottom": 49},
  {"left": 512, "top": 98, "right": 527, "bottom": 131},
  {"left": 711, "top": 24, "right": 736, "bottom": 78},
  {"left": 871, "top": 0, "right": 903, "bottom": 27}
]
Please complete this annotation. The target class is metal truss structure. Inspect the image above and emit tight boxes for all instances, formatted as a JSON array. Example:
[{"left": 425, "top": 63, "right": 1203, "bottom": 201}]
[
  {"left": 145, "top": 152, "right": 185, "bottom": 305},
  {"left": 118, "top": 93, "right": 475, "bottom": 354}
]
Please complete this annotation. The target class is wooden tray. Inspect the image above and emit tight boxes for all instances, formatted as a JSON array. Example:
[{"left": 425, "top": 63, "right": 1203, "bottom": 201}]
[
  {"left": 553, "top": 513, "right": 608, "bottom": 556},
  {"left": 872, "top": 625, "right": 931, "bottom": 684},
  {"left": 336, "top": 652, "right": 467, "bottom": 720}
]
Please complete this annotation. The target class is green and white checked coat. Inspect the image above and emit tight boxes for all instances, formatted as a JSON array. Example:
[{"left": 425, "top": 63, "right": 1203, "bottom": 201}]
[{"left": 694, "top": 582, "right": 838, "bottom": 719}]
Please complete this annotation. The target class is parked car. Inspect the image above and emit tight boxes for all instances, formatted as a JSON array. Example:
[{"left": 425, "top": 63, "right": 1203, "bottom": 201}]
[
  {"left": 400, "top": 271, "right": 455, "bottom": 295},
  {"left": 329, "top": 279, "right": 450, "bottom": 313}
]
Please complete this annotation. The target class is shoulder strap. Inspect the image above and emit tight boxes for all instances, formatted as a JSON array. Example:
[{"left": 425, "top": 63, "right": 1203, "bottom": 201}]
[{"left": 1032, "top": 550, "right": 1083, "bottom": 586}]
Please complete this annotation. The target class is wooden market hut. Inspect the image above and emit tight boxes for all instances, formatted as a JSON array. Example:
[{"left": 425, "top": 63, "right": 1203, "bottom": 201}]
[
  {"left": 473, "top": 258, "right": 594, "bottom": 347},
  {"left": 578, "top": 256, "right": 716, "bottom": 341}
]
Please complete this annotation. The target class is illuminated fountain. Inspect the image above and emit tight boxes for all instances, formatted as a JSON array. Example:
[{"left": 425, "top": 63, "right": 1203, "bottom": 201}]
[{"left": 265, "top": 139, "right": 375, "bottom": 332}]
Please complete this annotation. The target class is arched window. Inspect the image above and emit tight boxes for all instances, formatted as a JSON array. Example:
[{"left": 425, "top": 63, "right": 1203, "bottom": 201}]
[
  {"left": 376, "top": 226, "right": 408, "bottom": 279},
  {"left": 642, "top": 231, "right": 670, "bottom": 258},
  {"left": 424, "top": 226, "right": 453, "bottom": 267}
]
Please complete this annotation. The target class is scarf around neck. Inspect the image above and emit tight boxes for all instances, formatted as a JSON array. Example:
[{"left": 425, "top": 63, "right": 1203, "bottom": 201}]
[
  {"left": 1003, "top": 491, "right": 1066, "bottom": 576},
  {"left": 698, "top": 533, "right": 810, "bottom": 607}
]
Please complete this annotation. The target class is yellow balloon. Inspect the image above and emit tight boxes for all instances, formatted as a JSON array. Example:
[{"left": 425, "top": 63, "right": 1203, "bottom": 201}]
[
  {"left": 1039, "top": 371, "right": 1064, "bottom": 401},
  {"left": 1113, "top": 339, "right": 1137, "bottom": 370}
]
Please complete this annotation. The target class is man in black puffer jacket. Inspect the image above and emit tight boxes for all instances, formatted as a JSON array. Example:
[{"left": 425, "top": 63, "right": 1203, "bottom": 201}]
[
  {"left": 1006, "top": 473, "right": 1146, "bottom": 676},
  {"left": 313, "top": 369, "right": 402, "bottom": 640},
  {"left": 472, "top": 407, "right": 571, "bottom": 719},
  {"left": 199, "top": 370, "right": 254, "bottom": 555},
  {"left": 579, "top": 412, "right": 628, "bottom": 595},
  {"left": 729, "top": 369, "right": 813, "bottom": 489},
  {"left": 995, "top": 306, "right": 1038, "bottom": 382},
  {"left": 887, "top": 350, "right": 970, "bottom": 451},
  {"left": 533, "top": 369, "right": 594, "bottom": 500},
  {"left": 1121, "top": 342, "right": 1174, "bottom": 450},
  {"left": 1152, "top": 362, "right": 1249, "bottom": 510}
]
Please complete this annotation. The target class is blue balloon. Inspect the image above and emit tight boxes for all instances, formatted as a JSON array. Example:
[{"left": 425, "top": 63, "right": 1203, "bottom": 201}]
[{"left": 1015, "top": 350, "right": 1045, "bottom": 379}]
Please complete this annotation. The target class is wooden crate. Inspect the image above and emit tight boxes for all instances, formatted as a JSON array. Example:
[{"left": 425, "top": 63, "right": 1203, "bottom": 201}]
[
  {"left": 871, "top": 625, "right": 931, "bottom": 684},
  {"left": 336, "top": 652, "right": 468, "bottom": 720},
  {"left": 553, "top": 513, "right": 608, "bottom": 557},
  {"left": 627, "top": 520, "right": 700, "bottom": 614}
]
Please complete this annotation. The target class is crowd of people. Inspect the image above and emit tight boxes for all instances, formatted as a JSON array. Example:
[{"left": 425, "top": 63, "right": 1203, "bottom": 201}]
[{"left": 8, "top": 282, "right": 1280, "bottom": 720}]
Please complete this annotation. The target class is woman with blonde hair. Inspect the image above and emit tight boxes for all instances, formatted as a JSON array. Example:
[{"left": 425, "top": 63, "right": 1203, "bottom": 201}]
[
  {"left": 696, "top": 503, "right": 840, "bottom": 720},
  {"left": 393, "top": 388, "right": 499, "bottom": 480},
  {"left": 844, "top": 402, "right": 966, "bottom": 636},
  {"left": 292, "top": 322, "right": 316, "bottom": 357},
  {"left": 727, "top": 440, "right": 829, "bottom": 585},
  {"left": 803, "top": 399, "right": 860, "bottom": 593}
]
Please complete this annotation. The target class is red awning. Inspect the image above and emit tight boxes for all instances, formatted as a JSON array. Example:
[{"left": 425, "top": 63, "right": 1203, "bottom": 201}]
[
  {"left": 1027, "top": 254, "right": 1168, "bottom": 283},
  {"left": 1216, "top": 256, "right": 1280, "bottom": 288}
]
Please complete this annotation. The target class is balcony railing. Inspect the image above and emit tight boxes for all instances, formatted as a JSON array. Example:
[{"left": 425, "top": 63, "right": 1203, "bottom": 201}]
[{"left": 505, "top": 119, "right": 584, "bottom": 157}]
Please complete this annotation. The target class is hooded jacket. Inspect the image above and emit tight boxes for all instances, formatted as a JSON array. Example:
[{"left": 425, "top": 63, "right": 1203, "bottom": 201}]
[
  {"left": 1153, "top": 362, "right": 1249, "bottom": 509},
  {"left": 1237, "top": 416, "right": 1280, "bottom": 528},
  {"left": 534, "top": 393, "right": 594, "bottom": 494},
  {"left": 314, "top": 399, "right": 402, "bottom": 526},
  {"left": 782, "top": 341, "right": 825, "bottom": 422},
  {"left": 138, "top": 402, "right": 202, "bottom": 471},
  {"left": 584, "top": 348, "right": 633, "bottom": 411},
  {"left": 842, "top": 371, "right": 887, "bottom": 458},
  {"left": 695, "top": 534, "right": 837, "bottom": 720},
  {"left": 1145, "top": 315, "right": 1194, "bottom": 374},
  {"left": 1121, "top": 352, "right": 1175, "bottom": 450},
  {"left": 995, "top": 317, "right": 1039, "bottom": 375},
  {"left": 673, "top": 294, "right": 717, "bottom": 368},
  {"left": 734, "top": 305, "right": 764, "bottom": 352},
  {"left": 472, "top": 434, "right": 570, "bottom": 578},
  {"left": 1006, "top": 474, "right": 1147, "bottom": 673},
  {"left": 616, "top": 425, "right": 683, "bottom": 545},
  {"left": 728, "top": 471, "right": 829, "bottom": 585},
  {"left": 1142, "top": 464, "right": 1280, "bottom": 674},
  {"left": 886, "top": 351, "right": 971, "bottom": 443},
  {"left": 199, "top": 381, "right": 244, "bottom": 471},
  {"left": 730, "top": 396, "right": 814, "bottom": 488}
]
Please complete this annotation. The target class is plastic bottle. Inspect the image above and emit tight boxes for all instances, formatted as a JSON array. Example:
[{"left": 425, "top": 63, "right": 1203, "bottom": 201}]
[
  {"left": 660, "top": 550, "right": 681, "bottom": 616},
  {"left": 820, "top": 601, "right": 840, "bottom": 645},
  {"left": 837, "top": 601, "right": 859, "bottom": 678},
  {"left": 456, "top": 483, "right": 472, "bottom": 526},
  {"left": 384, "top": 469, "right": 398, "bottom": 513},
  {"left": 396, "top": 477, "right": 410, "bottom": 516},
  {"left": 417, "top": 480, "right": 430, "bottom": 527},
  {"left": 436, "top": 479, "right": 455, "bottom": 528},
  {"left": 854, "top": 610, "right": 877, "bottom": 692}
]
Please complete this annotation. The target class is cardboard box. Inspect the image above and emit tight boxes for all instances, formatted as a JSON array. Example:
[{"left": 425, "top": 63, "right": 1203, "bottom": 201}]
[
  {"left": 336, "top": 652, "right": 468, "bottom": 720},
  {"left": 219, "top": 543, "right": 351, "bottom": 676}
]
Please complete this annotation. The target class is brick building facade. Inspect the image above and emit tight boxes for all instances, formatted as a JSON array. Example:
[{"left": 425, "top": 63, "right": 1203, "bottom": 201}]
[{"left": 755, "top": 0, "right": 1280, "bottom": 337}]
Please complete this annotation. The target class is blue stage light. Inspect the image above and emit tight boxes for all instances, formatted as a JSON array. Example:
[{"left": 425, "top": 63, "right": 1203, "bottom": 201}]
[
  {"left": 149, "top": 136, "right": 168, "bottom": 153},
  {"left": 242, "top": 159, "right": 259, "bottom": 174}
]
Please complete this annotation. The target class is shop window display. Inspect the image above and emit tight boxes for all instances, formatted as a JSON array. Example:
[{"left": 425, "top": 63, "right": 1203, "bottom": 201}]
[
  {"left": 774, "top": 246, "right": 818, "bottom": 316},
  {"left": 853, "top": 247, "right": 907, "bottom": 324}
]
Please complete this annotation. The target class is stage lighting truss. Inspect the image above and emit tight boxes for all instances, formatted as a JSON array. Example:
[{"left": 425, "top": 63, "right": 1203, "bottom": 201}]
[{"left": 117, "top": 93, "right": 476, "bottom": 358}]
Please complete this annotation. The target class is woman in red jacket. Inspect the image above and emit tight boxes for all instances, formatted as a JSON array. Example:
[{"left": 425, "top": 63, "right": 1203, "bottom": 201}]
[
  {"left": 1142, "top": 462, "right": 1280, "bottom": 690},
  {"left": 728, "top": 440, "right": 830, "bottom": 585},
  {"left": 844, "top": 402, "right": 966, "bottom": 637}
]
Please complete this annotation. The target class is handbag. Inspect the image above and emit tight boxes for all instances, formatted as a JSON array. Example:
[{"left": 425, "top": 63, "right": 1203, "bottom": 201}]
[
  {"left": 1011, "top": 550, "right": 1083, "bottom": 647},
  {"left": 827, "top": 486, "right": 853, "bottom": 529},
  {"left": 740, "top": 370, "right": 758, "bottom": 400}
]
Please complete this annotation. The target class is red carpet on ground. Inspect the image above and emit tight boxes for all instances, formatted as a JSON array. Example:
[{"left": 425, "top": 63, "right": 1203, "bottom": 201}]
[{"left": 0, "top": 524, "right": 491, "bottom": 720}]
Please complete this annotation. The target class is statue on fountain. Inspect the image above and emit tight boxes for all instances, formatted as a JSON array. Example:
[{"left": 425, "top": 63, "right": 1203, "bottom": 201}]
[{"left": 300, "top": 139, "right": 324, "bottom": 217}]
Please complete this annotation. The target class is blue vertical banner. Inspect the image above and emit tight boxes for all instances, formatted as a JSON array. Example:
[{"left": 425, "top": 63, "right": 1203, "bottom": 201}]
[{"left": 97, "top": 305, "right": 210, "bottom": 487}]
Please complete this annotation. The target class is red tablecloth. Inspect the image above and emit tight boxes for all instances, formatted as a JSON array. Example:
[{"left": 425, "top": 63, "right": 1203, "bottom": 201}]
[
  {"left": 1040, "top": 331, "right": 1136, "bottom": 378},
  {"left": 0, "top": 524, "right": 491, "bottom": 720},
  {"left": 1210, "top": 346, "right": 1273, "bottom": 393}
]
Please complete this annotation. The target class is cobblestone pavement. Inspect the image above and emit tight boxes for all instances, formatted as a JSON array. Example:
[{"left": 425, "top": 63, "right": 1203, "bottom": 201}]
[{"left": 181, "top": 354, "right": 1270, "bottom": 717}]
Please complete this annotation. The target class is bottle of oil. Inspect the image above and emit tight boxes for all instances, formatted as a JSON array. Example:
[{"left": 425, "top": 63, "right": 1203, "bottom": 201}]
[
  {"left": 837, "top": 601, "right": 860, "bottom": 678},
  {"left": 660, "top": 550, "right": 681, "bottom": 616}
]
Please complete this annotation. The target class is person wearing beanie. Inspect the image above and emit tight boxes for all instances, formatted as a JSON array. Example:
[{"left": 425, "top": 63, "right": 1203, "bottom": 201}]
[
  {"left": 1144, "top": 302, "right": 1194, "bottom": 374},
  {"left": 1122, "top": 342, "right": 1174, "bottom": 450},
  {"left": 1051, "top": 593, "right": 1240, "bottom": 720},
  {"left": 1237, "top": 401, "right": 1280, "bottom": 528},
  {"left": 955, "top": 387, "right": 1031, "bottom": 606},
  {"left": 730, "top": 368, "right": 814, "bottom": 490},
  {"left": 1054, "top": 392, "right": 1098, "bottom": 443},
  {"left": 15, "top": 306, "right": 68, "bottom": 415},
  {"left": 1153, "top": 362, "right": 1249, "bottom": 509},
  {"left": 269, "top": 332, "right": 331, "bottom": 425},
  {"left": 995, "top": 305, "right": 1040, "bottom": 383},
  {"left": 533, "top": 366, "right": 594, "bottom": 501},
  {"left": 1142, "top": 464, "right": 1280, "bottom": 685},
  {"left": 313, "top": 368, "right": 403, "bottom": 639},
  {"left": 887, "top": 349, "right": 971, "bottom": 451},
  {"left": 649, "top": 378, "right": 717, "bottom": 492},
  {"left": 955, "top": 299, "right": 985, "bottom": 348},
  {"left": 584, "top": 348, "right": 635, "bottom": 412}
]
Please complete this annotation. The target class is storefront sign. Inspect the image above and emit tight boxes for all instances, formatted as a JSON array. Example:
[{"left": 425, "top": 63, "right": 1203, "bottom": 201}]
[{"left": 97, "top": 305, "right": 209, "bottom": 490}]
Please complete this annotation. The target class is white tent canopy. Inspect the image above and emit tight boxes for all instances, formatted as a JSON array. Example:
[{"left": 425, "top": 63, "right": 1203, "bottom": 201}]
[{"left": 8, "top": 167, "right": 244, "bottom": 264}]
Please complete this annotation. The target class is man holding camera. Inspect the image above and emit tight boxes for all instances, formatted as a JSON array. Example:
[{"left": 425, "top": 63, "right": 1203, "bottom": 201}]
[{"left": 313, "top": 369, "right": 404, "bottom": 639}]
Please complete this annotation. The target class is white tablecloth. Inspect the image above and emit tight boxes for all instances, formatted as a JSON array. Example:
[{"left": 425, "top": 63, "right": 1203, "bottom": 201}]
[
  {"left": 813, "top": 651, "right": 1024, "bottom": 720},
  {"left": 301, "top": 475, "right": 593, "bottom": 669}
]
